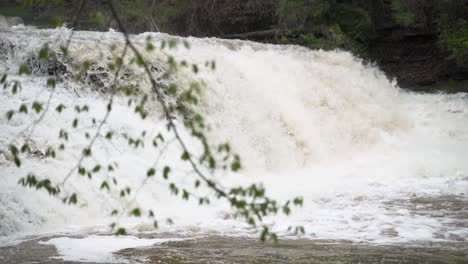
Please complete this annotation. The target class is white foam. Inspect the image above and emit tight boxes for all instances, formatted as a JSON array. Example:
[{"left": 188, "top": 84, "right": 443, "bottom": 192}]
[{"left": 40, "top": 235, "right": 177, "bottom": 263}]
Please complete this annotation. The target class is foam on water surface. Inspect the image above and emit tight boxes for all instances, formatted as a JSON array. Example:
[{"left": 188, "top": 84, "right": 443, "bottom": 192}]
[{"left": 39, "top": 235, "right": 180, "bottom": 263}]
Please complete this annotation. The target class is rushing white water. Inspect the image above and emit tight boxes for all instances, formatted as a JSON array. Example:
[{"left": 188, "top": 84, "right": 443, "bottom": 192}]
[{"left": 1, "top": 26, "right": 467, "bottom": 246}]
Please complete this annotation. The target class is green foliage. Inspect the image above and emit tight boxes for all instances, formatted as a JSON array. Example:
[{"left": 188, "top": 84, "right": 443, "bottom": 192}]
[
  {"left": 391, "top": 0, "right": 416, "bottom": 27},
  {"left": 329, "top": 4, "right": 371, "bottom": 41},
  {"left": 445, "top": 19, "right": 468, "bottom": 63},
  {"left": 276, "top": 0, "right": 325, "bottom": 30},
  {"left": 436, "top": 1, "right": 468, "bottom": 64},
  {"left": 276, "top": 0, "right": 371, "bottom": 55},
  {"left": 0, "top": 6, "right": 31, "bottom": 17}
]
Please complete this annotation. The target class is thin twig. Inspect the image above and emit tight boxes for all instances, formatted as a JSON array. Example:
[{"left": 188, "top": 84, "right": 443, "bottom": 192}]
[
  {"left": 61, "top": 44, "right": 129, "bottom": 186},
  {"left": 108, "top": 0, "right": 229, "bottom": 199}
]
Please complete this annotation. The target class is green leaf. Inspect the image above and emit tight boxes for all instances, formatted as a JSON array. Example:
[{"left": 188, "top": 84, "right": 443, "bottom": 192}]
[
  {"left": 6, "top": 110, "right": 14, "bottom": 120},
  {"left": 19, "top": 104, "right": 28, "bottom": 113},
  {"left": 260, "top": 226, "right": 269, "bottom": 241},
  {"left": 169, "top": 39, "right": 177, "bottom": 49},
  {"left": 19, "top": 65, "right": 30, "bottom": 75},
  {"left": 59, "top": 46, "right": 68, "bottom": 56},
  {"left": 83, "top": 148, "right": 91, "bottom": 156},
  {"left": 9, "top": 144, "right": 18, "bottom": 156},
  {"left": 0, "top": 74, "right": 6, "bottom": 84},
  {"left": 83, "top": 61, "right": 91, "bottom": 71},
  {"left": 293, "top": 197, "right": 304, "bottom": 206},
  {"left": 13, "top": 156, "right": 21, "bottom": 167},
  {"left": 59, "top": 129, "right": 69, "bottom": 140},
  {"left": 68, "top": 193, "right": 77, "bottom": 204},
  {"left": 169, "top": 183, "right": 178, "bottom": 195},
  {"left": 56, "top": 104, "right": 65, "bottom": 113},
  {"left": 39, "top": 45, "right": 49, "bottom": 60},
  {"left": 163, "top": 166, "right": 170, "bottom": 179},
  {"left": 47, "top": 78, "right": 56, "bottom": 88},
  {"left": 231, "top": 155, "right": 242, "bottom": 172},
  {"left": 111, "top": 209, "right": 118, "bottom": 216},
  {"left": 12, "top": 81, "right": 20, "bottom": 94},
  {"left": 45, "top": 147, "right": 56, "bottom": 158},
  {"left": 147, "top": 168, "right": 156, "bottom": 177},
  {"left": 130, "top": 208, "right": 141, "bottom": 217},
  {"left": 146, "top": 42, "right": 155, "bottom": 51},
  {"left": 192, "top": 64, "right": 198, "bottom": 74},
  {"left": 182, "top": 190, "right": 189, "bottom": 200},
  {"left": 52, "top": 16, "right": 64, "bottom": 28},
  {"left": 100, "top": 181, "right": 110, "bottom": 191},
  {"left": 115, "top": 228, "right": 126, "bottom": 236},
  {"left": 168, "top": 83, "right": 177, "bottom": 95},
  {"left": 107, "top": 63, "right": 115, "bottom": 72},
  {"left": 32, "top": 102, "right": 42, "bottom": 113},
  {"left": 21, "top": 144, "right": 30, "bottom": 153},
  {"left": 283, "top": 205, "right": 291, "bottom": 215},
  {"left": 181, "top": 151, "right": 190, "bottom": 161},
  {"left": 92, "top": 165, "right": 101, "bottom": 173}
]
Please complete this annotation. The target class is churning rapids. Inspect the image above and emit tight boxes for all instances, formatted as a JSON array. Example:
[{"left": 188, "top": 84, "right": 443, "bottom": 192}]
[{"left": 0, "top": 25, "right": 467, "bottom": 263}]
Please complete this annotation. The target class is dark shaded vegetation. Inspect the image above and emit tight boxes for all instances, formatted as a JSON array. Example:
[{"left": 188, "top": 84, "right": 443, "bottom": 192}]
[{"left": 1, "top": 0, "right": 467, "bottom": 88}]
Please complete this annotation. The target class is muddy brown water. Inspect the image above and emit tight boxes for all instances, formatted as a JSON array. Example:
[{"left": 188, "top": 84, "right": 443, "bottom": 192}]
[{"left": 1, "top": 235, "right": 467, "bottom": 264}]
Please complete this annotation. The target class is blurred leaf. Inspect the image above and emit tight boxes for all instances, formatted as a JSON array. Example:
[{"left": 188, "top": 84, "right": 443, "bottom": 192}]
[
  {"left": 147, "top": 168, "right": 156, "bottom": 177},
  {"left": 130, "top": 208, "right": 141, "bottom": 217},
  {"left": 39, "top": 45, "right": 49, "bottom": 60},
  {"left": 19, "top": 66, "right": 30, "bottom": 75},
  {"left": 163, "top": 166, "right": 170, "bottom": 179},
  {"left": 115, "top": 228, "right": 126, "bottom": 236},
  {"left": 32, "top": 102, "right": 42, "bottom": 113},
  {"left": 6, "top": 110, "right": 14, "bottom": 120}
]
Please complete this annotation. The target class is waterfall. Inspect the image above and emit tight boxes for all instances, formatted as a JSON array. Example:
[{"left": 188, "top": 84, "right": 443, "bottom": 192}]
[{"left": 1, "top": 26, "right": 467, "bottom": 244}]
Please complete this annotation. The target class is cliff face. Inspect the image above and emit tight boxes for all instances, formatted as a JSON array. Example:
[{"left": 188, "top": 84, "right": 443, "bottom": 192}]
[
  {"left": 1, "top": 0, "right": 466, "bottom": 88},
  {"left": 188, "top": 0, "right": 468, "bottom": 88},
  {"left": 367, "top": 0, "right": 467, "bottom": 87}
]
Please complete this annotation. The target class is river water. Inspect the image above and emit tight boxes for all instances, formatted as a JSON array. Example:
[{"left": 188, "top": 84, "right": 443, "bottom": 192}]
[{"left": 0, "top": 26, "right": 467, "bottom": 263}]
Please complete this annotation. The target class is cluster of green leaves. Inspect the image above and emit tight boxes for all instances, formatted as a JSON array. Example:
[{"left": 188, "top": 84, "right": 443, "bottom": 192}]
[
  {"left": 437, "top": 1, "right": 468, "bottom": 64},
  {"left": 4, "top": 0, "right": 305, "bottom": 242},
  {"left": 0, "top": 5, "right": 31, "bottom": 18},
  {"left": 390, "top": 0, "right": 416, "bottom": 27},
  {"left": 276, "top": 0, "right": 327, "bottom": 30},
  {"left": 445, "top": 20, "right": 468, "bottom": 63}
]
